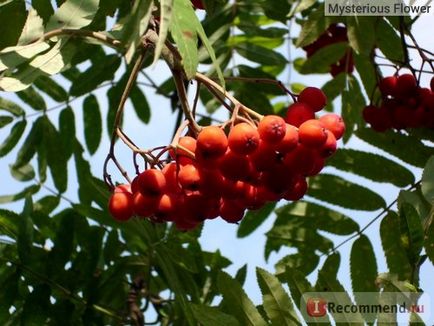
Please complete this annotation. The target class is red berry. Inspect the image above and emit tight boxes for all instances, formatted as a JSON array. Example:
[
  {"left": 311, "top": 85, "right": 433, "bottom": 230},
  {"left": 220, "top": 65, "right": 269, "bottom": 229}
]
[
  {"left": 191, "top": 0, "right": 204, "bottom": 9},
  {"left": 396, "top": 74, "right": 417, "bottom": 96},
  {"left": 298, "top": 87, "right": 327, "bottom": 112},
  {"left": 178, "top": 164, "right": 201, "bottom": 191},
  {"left": 258, "top": 115, "right": 286, "bottom": 144},
  {"left": 379, "top": 76, "right": 397, "bottom": 96},
  {"left": 283, "top": 175, "right": 308, "bottom": 201},
  {"left": 431, "top": 77, "right": 434, "bottom": 92},
  {"left": 132, "top": 192, "right": 159, "bottom": 217},
  {"left": 285, "top": 102, "right": 315, "bottom": 127}
]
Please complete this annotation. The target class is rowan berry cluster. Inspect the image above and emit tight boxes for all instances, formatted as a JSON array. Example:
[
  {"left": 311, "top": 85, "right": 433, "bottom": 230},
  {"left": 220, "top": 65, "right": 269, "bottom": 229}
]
[
  {"left": 108, "top": 87, "right": 345, "bottom": 230},
  {"left": 363, "top": 74, "right": 434, "bottom": 131},
  {"left": 303, "top": 24, "right": 354, "bottom": 77}
]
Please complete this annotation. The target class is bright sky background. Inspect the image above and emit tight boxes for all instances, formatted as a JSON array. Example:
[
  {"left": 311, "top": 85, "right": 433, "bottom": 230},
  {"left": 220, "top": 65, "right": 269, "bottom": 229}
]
[{"left": 0, "top": 9, "right": 433, "bottom": 324}]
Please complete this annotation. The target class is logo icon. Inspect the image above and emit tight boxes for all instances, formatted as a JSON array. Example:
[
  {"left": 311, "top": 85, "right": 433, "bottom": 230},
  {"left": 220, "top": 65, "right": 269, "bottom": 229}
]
[{"left": 306, "top": 297, "right": 327, "bottom": 317}]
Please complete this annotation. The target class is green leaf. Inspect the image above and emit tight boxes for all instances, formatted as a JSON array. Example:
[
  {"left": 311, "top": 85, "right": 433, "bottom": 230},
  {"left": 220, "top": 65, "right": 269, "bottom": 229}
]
[
  {"left": 18, "top": 196, "right": 34, "bottom": 263},
  {"left": 32, "top": 0, "right": 54, "bottom": 23},
  {"left": 0, "top": 39, "right": 76, "bottom": 92},
  {"left": 237, "top": 202, "right": 275, "bottom": 238},
  {"left": 153, "top": 0, "right": 174, "bottom": 64},
  {"left": 341, "top": 75, "right": 365, "bottom": 142},
  {"left": 194, "top": 11, "right": 225, "bottom": 87},
  {"left": 21, "top": 284, "right": 50, "bottom": 325},
  {"left": 380, "top": 212, "right": 412, "bottom": 280},
  {"left": 0, "top": 42, "right": 50, "bottom": 72},
  {"left": 316, "top": 253, "right": 365, "bottom": 324},
  {"left": 218, "top": 271, "right": 267, "bottom": 326},
  {"left": 259, "top": 0, "right": 291, "bottom": 22},
  {"left": 398, "top": 189, "right": 431, "bottom": 222},
  {"left": 285, "top": 267, "right": 328, "bottom": 324},
  {"left": 421, "top": 156, "right": 434, "bottom": 205},
  {"left": 296, "top": 43, "right": 348, "bottom": 74},
  {"left": 376, "top": 18, "right": 404, "bottom": 62},
  {"left": 0, "top": 185, "right": 40, "bottom": 204},
  {"left": 256, "top": 267, "right": 300, "bottom": 325},
  {"left": 46, "top": 0, "right": 99, "bottom": 31},
  {"left": 155, "top": 246, "right": 196, "bottom": 325},
  {"left": 321, "top": 73, "right": 346, "bottom": 104},
  {"left": 0, "top": 209, "right": 20, "bottom": 239},
  {"left": 288, "top": 0, "right": 316, "bottom": 17},
  {"left": 14, "top": 118, "right": 43, "bottom": 167},
  {"left": 0, "top": 0, "right": 26, "bottom": 50},
  {"left": 17, "top": 86, "right": 47, "bottom": 111},
  {"left": 58, "top": 107, "right": 76, "bottom": 160},
  {"left": 42, "top": 117, "right": 68, "bottom": 193},
  {"left": 350, "top": 235, "right": 378, "bottom": 322},
  {"left": 327, "top": 149, "right": 415, "bottom": 187},
  {"left": 236, "top": 43, "right": 287, "bottom": 66},
  {"left": 295, "top": 4, "right": 334, "bottom": 47},
  {"left": 308, "top": 174, "right": 386, "bottom": 211},
  {"left": 130, "top": 85, "right": 150, "bottom": 123},
  {"left": 356, "top": 128, "right": 433, "bottom": 168},
  {"left": 34, "top": 75, "right": 68, "bottom": 102},
  {"left": 120, "top": 0, "right": 153, "bottom": 62},
  {"left": 170, "top": 0, "right": 199, "bottom": 79},
  {"left": 398, "top": 203, "right": 424, "bottom": 265},
  {"left": 235, "top": 264, "right": 247, "bottom": 286},
  {"left": 0, "top": 115, "right": 13, "bottom": 128},
  {"left": 83, "top": 95, "right": 102, "bottom": 155},
  {"left": 346, "top": 17, "right": 376, "bottom": 56},
  {"left": 354, "top": 52, "right": 377, "bottom": 98},
  {"left": 18, "top": 8, "right": 44, "bottom": 45},
  {"left": 275, "top": 251, "right": 319, "bottom": 276},
  {"left": 49, "top": 210, "right": 75, "bottom": 273},
  {"left": 0, "top": 97, "right": 25, "bottom": 116},
  {"left": 191, "top": 304, "right": 240, "bottom": 326},
  {"left": 9, "top": 163, "right": 35, "bottom": 181},
  {"left": 425, "top": 214, "right": 434, "bottom": 265},
  {"left": 70, "top": 54, "right": 121, "bottom": 96}
]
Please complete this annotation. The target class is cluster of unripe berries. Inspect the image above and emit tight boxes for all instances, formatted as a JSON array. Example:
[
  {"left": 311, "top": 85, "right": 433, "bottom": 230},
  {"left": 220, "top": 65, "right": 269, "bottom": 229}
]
[
  {"left": 302, "top": 24, "right": 354, "bottom": 77},
  {"left": 363, "top": 74, "right": 434, "bottom": 131},
  {"left": 108, "top": 87, "right": 345, "bottom": 231}
]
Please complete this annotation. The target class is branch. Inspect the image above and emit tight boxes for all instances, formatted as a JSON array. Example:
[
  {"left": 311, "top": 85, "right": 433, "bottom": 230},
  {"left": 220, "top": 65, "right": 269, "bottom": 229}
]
[{"left": 37, "top": 28, "right": 122, "bottom": 49}]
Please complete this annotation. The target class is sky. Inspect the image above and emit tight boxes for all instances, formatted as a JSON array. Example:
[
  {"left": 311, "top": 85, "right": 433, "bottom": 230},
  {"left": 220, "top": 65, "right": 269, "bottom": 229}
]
[{"left": 0, "top": 8, "right": 433, "bottom": 325}]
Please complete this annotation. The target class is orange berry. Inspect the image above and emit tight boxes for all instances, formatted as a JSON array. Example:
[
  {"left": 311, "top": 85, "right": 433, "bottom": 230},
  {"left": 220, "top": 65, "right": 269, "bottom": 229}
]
[
  {"left": 319, "top": 113, "right": 345, "bottom": 140},
  {"left": 258, "top": 115, "right": 286, "bottom": 144},
  {"left": 114, "top": 184, "right": 132, "bottom": 193},
  {"left": 162, "top": 162, "right": 179, "bottom": 193},
  {"left": 283, "top": 144, "right": 316, "bottom": 176},
  {"left": 219, "top": 199, "right": 245, "bottom": 223},
  {"left": 298, "top": 87, "right": 327, "bottom": 112},
  {"left": 250, "top": 140, "right": 279, "bottom": 172},
  {"left": 199, "top": 169, "right": 225, "bottom": 197},
  {"left": 285, "top": 102, "right": 315, "bottom": 127},
  {"left": 155, "top": 194, "right": 175, "bottom": 221},
  {"left": 137, "top": 169, "right": 166, "bottom": 197},
  {"left": 283, "top": 175, "right": 307, "bottom": 201},
  {"left": 276, "top": 124, "right": 299, "bottom": 154},
  {"left": 219, "top": 150, "right": 253, "bottom": 181},
  {"left": 319, "top": 131, "right": 337, "bottom": 158},
  {"left": 196, "top": 126, "right": 228, "bottom": 159},
  {"left": 170, "top": 136, "right": 196, "bottom": 165},
  {"left": 379, "top": 76, "right": 397, "bottom": 96},
  {"left": 228, "top": 123, "right": 260, "bottom": 155},
  {"left": 298, "top": 119, "right": 328, "bottom": 148},
  {"left": 109, "top": 192, "right": 134, "bottom": 221},
  {"left": 178, "top": 164, "right": 201, "bottom": 191},
  {"left": 132, "top": 192, "right": 159, "bottom": 217}
]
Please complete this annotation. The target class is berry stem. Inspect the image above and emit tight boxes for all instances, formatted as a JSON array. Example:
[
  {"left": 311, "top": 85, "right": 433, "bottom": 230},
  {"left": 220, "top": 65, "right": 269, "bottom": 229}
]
[{"left": 195, "top": 72, "right": 264, "bottom": 120}]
